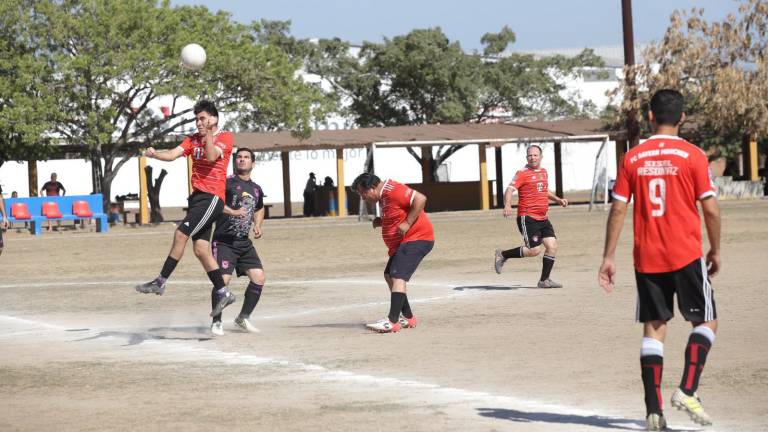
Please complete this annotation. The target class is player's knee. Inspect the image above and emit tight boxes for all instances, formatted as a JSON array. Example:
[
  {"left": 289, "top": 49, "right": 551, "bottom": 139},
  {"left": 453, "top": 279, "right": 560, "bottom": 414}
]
[
  {"left": 545, "top": 242, "right": 558, "bottom": 255},
  {"left": 527, "top": 245, "right": 543, "bottom": 256},
  {"left": 192, "top": 242, "right": 209, "bottom": 258},
  {"left": 253, "top": 272, "right": 266, "bottom": 285}
]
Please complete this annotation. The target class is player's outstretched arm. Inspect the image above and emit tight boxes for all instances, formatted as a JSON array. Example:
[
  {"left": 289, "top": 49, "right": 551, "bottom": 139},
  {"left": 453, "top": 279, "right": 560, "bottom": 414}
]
[
  {"left": 598, "top": 200, "right": 628, "bottom": 293},
  {"left": 252, "top": 207, "right": 265, "bottom": 239},
  {"left": 143, "top": 146, "right": 184, "bottom": 161},
  {"left": 700, "top": 196, "right": 721, "bottom": 277}
]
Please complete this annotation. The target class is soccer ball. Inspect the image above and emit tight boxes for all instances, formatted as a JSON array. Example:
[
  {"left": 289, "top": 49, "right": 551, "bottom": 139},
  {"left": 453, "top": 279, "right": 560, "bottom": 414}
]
[{"left": 180, "top": 43, "right": 206, "bottom": 71}]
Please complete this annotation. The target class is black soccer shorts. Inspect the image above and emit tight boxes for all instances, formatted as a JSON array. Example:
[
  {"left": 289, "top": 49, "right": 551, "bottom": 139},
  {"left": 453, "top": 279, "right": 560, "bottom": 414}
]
[
  {"left": 516, "top": 215, "right": 556, "bottom": 248},
  {"left": 384, "top": 240, "right": 434, "bottom": 282},
  {"left": 212, "top": 238, "right": 263, "bottom": 277},
  {"left": 178, "top": 192, "right": 224, "bottom": 241},
  {"left": 635, "top": 257, "right": 717, "bottom": 323}
]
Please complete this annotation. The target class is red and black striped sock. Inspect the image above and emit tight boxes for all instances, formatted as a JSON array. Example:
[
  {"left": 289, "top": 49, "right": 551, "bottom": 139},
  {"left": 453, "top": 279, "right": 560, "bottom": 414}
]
[
  {"left": 680, "top": 327, "right": 714, "bottom": 396},
  {"left": 641, "top": 337, "right": 664, "bottom": 415}
]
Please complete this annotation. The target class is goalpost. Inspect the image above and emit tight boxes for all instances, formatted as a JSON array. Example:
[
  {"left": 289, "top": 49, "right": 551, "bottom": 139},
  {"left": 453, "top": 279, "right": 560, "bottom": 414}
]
[{"left": 589, "top": 137, "right": 611, "bottom": 211}]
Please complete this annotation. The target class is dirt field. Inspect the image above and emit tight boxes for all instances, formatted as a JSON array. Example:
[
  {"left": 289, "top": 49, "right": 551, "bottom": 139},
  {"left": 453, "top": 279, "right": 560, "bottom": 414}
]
[{"left": 1, "top": 200, "right": 766, "bottom": 431}]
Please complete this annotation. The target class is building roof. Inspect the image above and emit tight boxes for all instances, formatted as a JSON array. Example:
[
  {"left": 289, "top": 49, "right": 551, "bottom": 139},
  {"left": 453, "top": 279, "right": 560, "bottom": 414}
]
[{"left": 235, "top": 119, "right": 615, "bottom": 152}]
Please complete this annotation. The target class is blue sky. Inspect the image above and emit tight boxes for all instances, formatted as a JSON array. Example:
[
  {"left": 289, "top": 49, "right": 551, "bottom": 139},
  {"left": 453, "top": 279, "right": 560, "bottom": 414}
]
[{"left": 172, "top": 0, "right": 741, "bottom": 51}]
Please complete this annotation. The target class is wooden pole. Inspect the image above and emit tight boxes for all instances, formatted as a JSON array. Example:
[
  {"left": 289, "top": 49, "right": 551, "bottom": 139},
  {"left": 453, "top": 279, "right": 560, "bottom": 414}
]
[
  {"left": 336, "top": 148, "right": 347, "bottom": 217},
  {"left": 622, "top": 0, "right": 640, "bottom": 148},
  {"left": 742, "top": 133, "right": 759, "bottom": 181},
  {"left": 554, "top": 141, "right": 564, "bottom": 198},
  {"left": 138, "top": 156, "right": 150, "bottom": 225},
  {"left": 281, "top": 151, "right": 292, "bottom": 217},
  {"left": 615, "top": 139, "right": 628, "bottom": 169},
  {"left": 186, "top": 156, "right": 193, "bottom": 196},
  {"left": 478, "top": 143, "right": 490, "bottom": 210},
  {"left": 27, "top": 160, "right": 38, "bottom": 197},
  {"left": 495, "top": 146, "right": 504, "bottom": 208},
  {"left": 421, "top": 145, "right": 433, "bottom": 183}
]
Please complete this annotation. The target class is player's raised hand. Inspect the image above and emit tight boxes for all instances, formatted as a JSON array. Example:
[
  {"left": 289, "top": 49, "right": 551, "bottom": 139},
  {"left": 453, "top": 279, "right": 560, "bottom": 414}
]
[
  {"left": 706, "top": 249, "right": 721, "bottom": 277},
  {"left": 143, "top": 147, "right": 157, "bottom": 158},
  {"left": 598, "top": 258, "right": 616, "bottom": 293},
  {"left": 503, "top": 206, "right": 514, "bottom": 218}
]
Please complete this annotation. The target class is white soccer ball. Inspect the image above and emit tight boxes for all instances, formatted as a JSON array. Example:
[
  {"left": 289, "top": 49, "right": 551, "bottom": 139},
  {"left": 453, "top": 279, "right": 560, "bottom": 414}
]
[{"left": 180, "top": 43, "right": 206, "bottom": 71}]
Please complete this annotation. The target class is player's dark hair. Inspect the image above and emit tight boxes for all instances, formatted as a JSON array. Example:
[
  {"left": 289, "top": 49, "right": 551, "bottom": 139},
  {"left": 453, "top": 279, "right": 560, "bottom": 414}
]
[
  {"left": 650, "top": 89, "right": 684, "bottom": 126},
  {"left": 526, "top": 145, "right": 542, "bottom": 155},
  {"left": 352, "top": 172, "right": 381, "bottom": 193},
  {"left": 236, "top": 147, "right": 255, "bottom": 161},
  {"left": 193, "top": 100, "right": 218, "bottom": 117}
]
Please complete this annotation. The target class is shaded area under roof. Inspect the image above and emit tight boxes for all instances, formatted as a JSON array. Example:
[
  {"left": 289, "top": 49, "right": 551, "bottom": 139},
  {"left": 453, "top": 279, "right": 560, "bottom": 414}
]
[{"left": 235, "top": 119, "right": 618, "bottom": 152}]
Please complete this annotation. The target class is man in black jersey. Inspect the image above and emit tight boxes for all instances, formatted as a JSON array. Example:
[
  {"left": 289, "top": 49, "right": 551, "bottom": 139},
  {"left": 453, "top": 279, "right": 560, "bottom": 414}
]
[{"left": 209, "top": 147, "right": 266, "bottom": 336}]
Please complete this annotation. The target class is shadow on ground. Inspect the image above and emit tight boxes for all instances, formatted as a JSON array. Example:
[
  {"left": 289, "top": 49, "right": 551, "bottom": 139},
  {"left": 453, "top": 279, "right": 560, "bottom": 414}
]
[
  {"left": 73, "top": 326, "right": 213, "bottom": 346},
  {"left": 476, "top": 408, "right": 647, "bottom": 431}
]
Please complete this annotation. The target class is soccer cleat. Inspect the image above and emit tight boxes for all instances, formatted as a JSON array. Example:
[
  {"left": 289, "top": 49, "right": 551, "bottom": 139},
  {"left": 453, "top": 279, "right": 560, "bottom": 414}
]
[
  {"left": 537, "top": 278, "right": 563, "bottom": 288},
  {"left": 398, "top": 315, "right": 417, "bottom": 329},
  {"left": 671, "top": 388, "right": 713, "bottom": 426},
  {"left": 135, "top": 278, "right": 166, "bottom": 295},
  {"left": 210, "top": 321, "right": 224, "bottom": 336},
  {"left": 645, "top": 413, "right": 667, "bottom": 431},
  {"left": 234, "top": 316, "right": 260, "bottom": 333},
  {"left": 366, "top": 317, "right": 401, "bottom": 333},
  {"left": 494, "top": 249, "right": 506, "bottom": 274},
  {"left": 210, "top": 290, "right": 236, "bottom": 317}
]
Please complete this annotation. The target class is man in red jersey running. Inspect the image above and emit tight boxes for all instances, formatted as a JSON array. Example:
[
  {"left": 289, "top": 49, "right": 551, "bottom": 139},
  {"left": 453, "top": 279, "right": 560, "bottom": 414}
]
[
  {"left": 353, "top": 172, "right": 434, "bottom": 333},
  {"left": 494, "top": 145, "right": 568, "bottom": 288},
  {"left": 599, "top": 89, "right": 721, "bottom": 431},
  {"left": 135, "top": 100, "right": 239, "bottom": 320}
]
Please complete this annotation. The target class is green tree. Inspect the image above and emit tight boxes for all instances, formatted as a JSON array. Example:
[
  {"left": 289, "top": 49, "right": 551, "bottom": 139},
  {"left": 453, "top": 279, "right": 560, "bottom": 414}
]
[
  {"left": 6, "top": 0, "right": 330, "bottom": 209},
  {"left": 609, "top": 0, "right": 768, "bottom": 157},
  {"left": 308, "top": 27, "right": 603, "bottom": 180}
]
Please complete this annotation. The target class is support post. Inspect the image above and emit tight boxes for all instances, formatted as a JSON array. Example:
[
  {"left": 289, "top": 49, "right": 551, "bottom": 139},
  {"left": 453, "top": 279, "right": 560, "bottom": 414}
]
[
  {"left": 281, "top": 151, "right": 292, "bottom": 217},
  {"left": 27, "top": 160, "right": 38, "bottom": 197},
  {"left": 336, "top": 148, "right": 347, "bottom": 216},
  {"left": 495, "top": 146, "right": 504, "bottom": 208},
  {"left": 554, "top": 141, "right": 563, "bottom": 198},
  {"left": 742, "top": 133, "right": 759, "bottom": 181},
  {"left": 421, "top": 145, "right": 433, "bottom": 183},
  {"left": 186, "top": 156, "right": 193, "bottom": 196},
  {"left": 478, "top": 143, "right": 490, "bottom": 210},
  {"left": 615, "top": 139, "right": 628, "bottom": 169},
  {"left": 138, "top": 156, "right": 150, "bottom": 225}
]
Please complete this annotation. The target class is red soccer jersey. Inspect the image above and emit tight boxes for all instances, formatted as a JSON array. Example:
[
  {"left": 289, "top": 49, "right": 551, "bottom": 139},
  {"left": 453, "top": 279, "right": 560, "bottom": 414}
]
[
  {"left": 511, "top": 167, "right": 550, "bottom": 220},
  {"left": 179, "top": 130, "right": 234, "bottom": 200},
  {"left": 612, "top": 135, "right": 716, "bottom": 273},
  {"left": 379, "top": 179, "right": 435, "bottom": 256}
]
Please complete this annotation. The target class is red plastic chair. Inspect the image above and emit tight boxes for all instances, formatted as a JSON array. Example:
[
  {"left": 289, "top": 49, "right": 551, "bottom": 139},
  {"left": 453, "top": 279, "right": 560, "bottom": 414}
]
[
  {"left": 72, "top": 200, "right": 93, "bottom": 217},
  {"left": 42, "top": 202, "right": 63, "bottom": 219},
  {"left": 11, "top": 202, "right": 32, "bottom": 220}
]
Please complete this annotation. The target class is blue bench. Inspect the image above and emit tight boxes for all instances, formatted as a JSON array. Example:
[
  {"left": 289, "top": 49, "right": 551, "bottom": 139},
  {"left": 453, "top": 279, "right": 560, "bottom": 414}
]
[{"left": 4, "top": 194, "right": 109, "bottom": 235}]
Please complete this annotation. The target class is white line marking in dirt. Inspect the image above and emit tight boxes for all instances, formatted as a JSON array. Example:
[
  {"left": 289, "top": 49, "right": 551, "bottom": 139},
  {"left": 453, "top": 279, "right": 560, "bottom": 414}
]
[{"left": 0, "top": 313, "right": 646, "bottom": 430}]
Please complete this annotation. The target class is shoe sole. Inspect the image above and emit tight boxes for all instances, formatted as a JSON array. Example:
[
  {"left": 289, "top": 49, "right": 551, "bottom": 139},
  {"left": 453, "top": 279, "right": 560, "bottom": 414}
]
[
  {"left": 671, "top": 399, "right": 712, "bottom": 426},
  {"left": 234, "top": 320, "right": 260, "bottom": 333},
  {"left": 494, "top": 249, "right": 503, "bottom": 274},
  {"left": 134, "top": 285, "right": 165, "bottom": 295},
  {"left": 366, "top": 326, "right": 399, "bottom": 333},
  {"left": 210, "top": 295, "right": 236, "bottom": 317}
]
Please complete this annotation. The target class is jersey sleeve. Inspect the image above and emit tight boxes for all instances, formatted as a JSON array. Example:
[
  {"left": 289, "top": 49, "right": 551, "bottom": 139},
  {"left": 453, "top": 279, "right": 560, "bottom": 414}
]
[
  {"left": 255, "top": 185, "right": 264, "bottom": 210},
  {"left": 611, "top": 157, "right": 632, "bottom": 203},
  {"left": 179, "top": 136, "right": 193, "bottom": 157},
  {"left": 511, "top": 170, "right": 525, "bottom": 190},
  {"left": 691, "top": 151, "right": 716, "bottom": 200},
  {"left": 216, "top": 132, "right": 234, "bottom": 160},
  {"left": 392, "top": 183, "right": 416, "bottom": 208}
]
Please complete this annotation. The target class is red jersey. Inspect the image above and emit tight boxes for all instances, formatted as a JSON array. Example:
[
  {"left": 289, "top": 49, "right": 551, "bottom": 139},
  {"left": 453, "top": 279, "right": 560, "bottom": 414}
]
[
  {"left": 612, "top": 135, "right": 716, "bottom": 273},
  {"left": 179, "top": 130, "right": 234, "bottom": 200},
  {"left": 379, "top": 179, "right": 435, "bottom": 256},
  {"left": 511, "top": 166, "right": 550, "bottom": 220}
]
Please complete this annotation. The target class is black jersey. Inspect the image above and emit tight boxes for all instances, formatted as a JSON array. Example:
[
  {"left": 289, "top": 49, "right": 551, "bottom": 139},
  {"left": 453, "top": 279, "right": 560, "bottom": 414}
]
[{"left": 213, "top": 175, "right": 264, "bottom": 242}]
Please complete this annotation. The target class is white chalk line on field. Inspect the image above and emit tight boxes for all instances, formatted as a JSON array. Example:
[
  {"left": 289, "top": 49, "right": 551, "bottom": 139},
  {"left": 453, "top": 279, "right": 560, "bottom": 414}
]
[{"left": 0, "top": 313, "right": 649, "bottom": 431}]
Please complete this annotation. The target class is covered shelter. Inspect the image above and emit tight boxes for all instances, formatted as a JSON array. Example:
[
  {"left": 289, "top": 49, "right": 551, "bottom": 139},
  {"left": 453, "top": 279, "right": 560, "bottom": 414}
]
[{"left": 234, "top": 119, "right": 617, "bottom": 217}]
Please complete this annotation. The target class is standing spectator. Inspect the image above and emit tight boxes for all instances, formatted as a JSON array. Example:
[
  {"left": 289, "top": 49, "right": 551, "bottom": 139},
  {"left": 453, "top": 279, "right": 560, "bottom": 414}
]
[
  {"left": 0, "top": 185, "right": 8, "bottom": 255},
  {"left": 41, "top": 173, "right": 66, "bottom": 231},
  {"left": 303, "top": 172, "right": 317, "bottom": 216}
]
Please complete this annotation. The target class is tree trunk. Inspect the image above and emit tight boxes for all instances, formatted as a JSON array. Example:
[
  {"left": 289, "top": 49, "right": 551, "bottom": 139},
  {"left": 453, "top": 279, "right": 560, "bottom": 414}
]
[{"left": 144, "top": 165, "right": 167, "bottom": 223}]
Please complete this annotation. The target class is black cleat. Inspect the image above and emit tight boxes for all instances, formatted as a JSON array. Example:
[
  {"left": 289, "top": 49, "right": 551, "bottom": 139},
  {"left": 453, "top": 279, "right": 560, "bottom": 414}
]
[
  {"left": 135, "top": 278, "right": 166, "bottom": 295},
  {"left": 210, "top": 290, "right": 236, "bottom": 317}
]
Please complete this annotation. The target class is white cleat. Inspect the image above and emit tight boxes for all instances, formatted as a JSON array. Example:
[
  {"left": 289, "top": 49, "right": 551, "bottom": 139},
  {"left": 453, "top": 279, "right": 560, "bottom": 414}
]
[
  {"left": 671, "top": 388, "right": 713, "bottom": 426},
  {"left": 645, "top": 413, "right": 667, "bottom": 431},
  {"left": 366, "top": 317, "right": 401, "bottom": 333},
  {"left": 234, "top": 317, "right": 260, "bottom": 333},
  {"left": 210, "top": 321, "right": 224, "bottom": 336}
]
